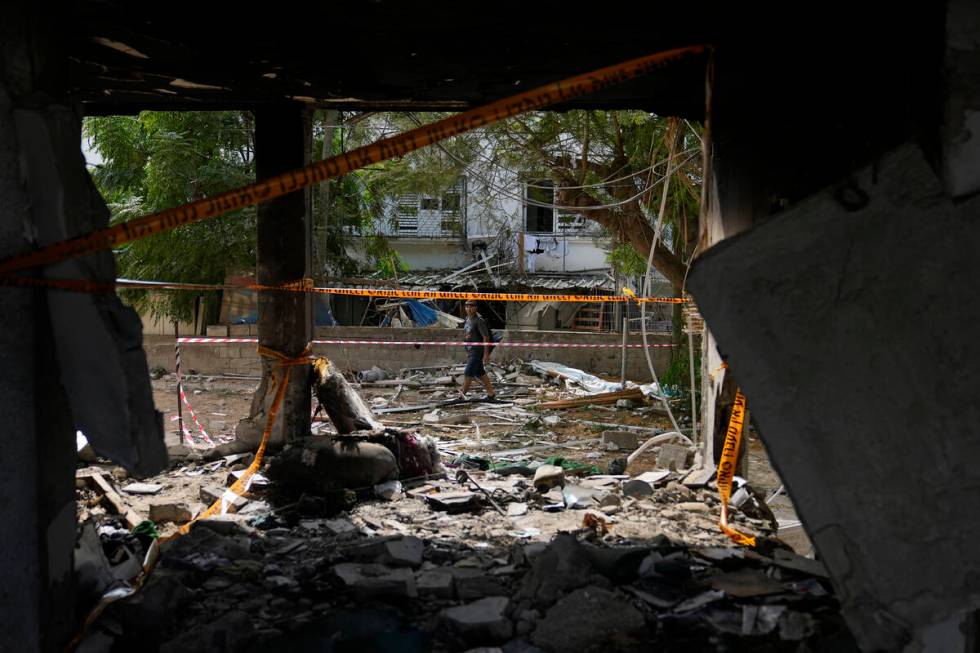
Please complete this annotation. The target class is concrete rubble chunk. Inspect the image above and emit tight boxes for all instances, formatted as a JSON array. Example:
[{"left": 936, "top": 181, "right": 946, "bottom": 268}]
[
  {"left": 333, "top": 562, "right": 418, "bottom": 599},
  {"left": 635, "top": 470, "right": 671, "bottom": 486},
  {"left": 621, "top": 479, "right": 653, "bottom": 499},
  {"left": 531, "top": 587, "right": 646, "bottom": 652},
  {"left": 149, "top": 502, "right": 193, "bottom": 523},
  {"left": 453, "top": 568, "right": 507, "bottom": 601},
  {"left": 441, "top": 596, "right": 513, "bottom": 644},
  {"left": 596, "top": 492, "right": 622, "bottom": 509},
  {"left": 678, "top": 502, "right": 711, "bottom": 514},
  {"left": 601, "top": 430, "right": 639, "bottom": 451},
  {"left": 519, "top": 534, "right": 606, "bottom": 607},
  {"left": 533, "top": 465, "right": 565, "bottom": 491},
  {"left": 417, "top": 568, "right": 455, "bottom": 598},
  {"left": 344, "top": 536, "right": 425, "bottom": 567},
  {"left": 382, "top": 536, "right": 425, "bottom": 567},
  {"left": 657, "top": 443, "right": 692, "bottom": 471}
]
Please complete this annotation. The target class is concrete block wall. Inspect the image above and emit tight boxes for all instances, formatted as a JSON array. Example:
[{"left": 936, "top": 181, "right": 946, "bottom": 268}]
[{"left": 145, "top": 326, "right": 686, "bottom": 382}]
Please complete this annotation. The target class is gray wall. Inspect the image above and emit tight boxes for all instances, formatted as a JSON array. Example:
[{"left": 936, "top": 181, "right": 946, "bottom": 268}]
[{"left": 147, "top": 326, "right": 681, "bottom": 382}]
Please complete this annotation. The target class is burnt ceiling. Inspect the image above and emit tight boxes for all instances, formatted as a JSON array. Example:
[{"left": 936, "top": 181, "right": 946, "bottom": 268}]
[{"left": 66, "top": 2, "right": 719, "bottom": 116}]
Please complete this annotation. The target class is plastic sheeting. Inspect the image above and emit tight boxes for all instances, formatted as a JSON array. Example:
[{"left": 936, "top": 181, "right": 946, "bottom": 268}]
[
  {"left": 404, "top": 299, "right": 438, "bottom": 326},
  {"left": 529, "top": 360, "right": 661, "bottom": 397}
]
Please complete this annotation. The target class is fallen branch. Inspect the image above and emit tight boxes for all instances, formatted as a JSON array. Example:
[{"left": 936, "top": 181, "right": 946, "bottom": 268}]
[{"left": 537, "top": 388, "right": 645, "bottom": 409}]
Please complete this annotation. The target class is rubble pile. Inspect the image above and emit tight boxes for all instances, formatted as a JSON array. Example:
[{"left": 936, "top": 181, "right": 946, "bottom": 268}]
[
  {"left": 71, "top": 358, "right": 835, "bottom": 651},
  {"left": 77, "top": 511, "right": 848, "bottom": 652}
]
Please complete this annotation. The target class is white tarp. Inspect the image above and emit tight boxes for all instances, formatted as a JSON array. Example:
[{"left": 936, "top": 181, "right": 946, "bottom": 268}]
[{"left": 529, "top": 361, "right": 661, "bottom": 397}]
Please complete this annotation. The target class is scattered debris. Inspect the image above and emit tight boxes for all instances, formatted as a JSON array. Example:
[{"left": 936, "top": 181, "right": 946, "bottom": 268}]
[{"left": 68, "top": 355, "right": 832, "bottom": 651}]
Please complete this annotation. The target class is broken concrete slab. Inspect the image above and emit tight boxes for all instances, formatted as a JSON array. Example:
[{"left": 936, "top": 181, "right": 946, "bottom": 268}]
[
  {"left": 688, "top": 144, "right": 980, "bottom": 649},
  {"left": 634, "top": 470, "right": 671, "bottom": 486},
  {"left": 681, "top": 467, "right": 715, "bottom": 488},
  {"left": 656, "top": 443, "right": 692, "bottom": 471},
  {"left": 453, "top": 569, "right": 507, "bottom": 601},
  {"left": 601, "top": 430, "right": 639, "bottom": 451},
  {"left": 122, "top": 483, "right": 162, "bottom": 495},
  {"left": 344, "top": 536, "right": 425, "bottom": 567},
  {"left": 441, "top": 596, "right": 513, "bottom": 644},
  {"left": 333, "top": 563, "right": 418, "bottom": 599},
  {"left": 518, "top": 534, "right": 606, "bottom": 608},
  {"left": 417, "top": 568, "right": 455, "bottom": 599}
]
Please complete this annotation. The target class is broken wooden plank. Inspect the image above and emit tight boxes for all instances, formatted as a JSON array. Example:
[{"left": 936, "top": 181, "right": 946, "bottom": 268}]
[
  {"left": 89, "top": 473, "right": 144, "bottom": 529},
  {"left": 573, "top": 420, "right": 666, "bottom": 433},
  {"left": 538, "top": 388, "right": 645, "bottom": 409}
]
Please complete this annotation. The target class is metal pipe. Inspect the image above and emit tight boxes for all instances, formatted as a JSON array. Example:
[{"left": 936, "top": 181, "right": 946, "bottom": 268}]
[
  {"left": 174, "top": 321, "right": 185, "bottom": 445},
  {"left": 687, "top": 313, "right": 698, "bottom": 443},
  {"left": 620, "top": 317, "right": 628, "bottom": 388}
]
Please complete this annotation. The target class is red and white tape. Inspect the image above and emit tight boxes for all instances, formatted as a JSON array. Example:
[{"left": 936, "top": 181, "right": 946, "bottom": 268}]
[
  {"left": 178, "top": 385, "right": 215, "bottom": 447},
  {"left": 177, "top": 337, "right": 677, "bottom": 349}
]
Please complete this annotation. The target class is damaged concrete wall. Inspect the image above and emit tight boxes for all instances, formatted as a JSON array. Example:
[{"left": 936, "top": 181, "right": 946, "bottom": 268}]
[
  {"left": 0, "top": 5, "right": 167, "bottom": 649},
  {"left": 144, "top": 328, "right": 678, "bottom": 381},
  {"left": 688, "top": 144, "right": 980, "bottom": 649}
]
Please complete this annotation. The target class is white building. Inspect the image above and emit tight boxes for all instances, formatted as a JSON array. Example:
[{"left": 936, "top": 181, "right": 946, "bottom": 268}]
[{"left": 343, "top": 160, "right": 672, "bottom": 332}]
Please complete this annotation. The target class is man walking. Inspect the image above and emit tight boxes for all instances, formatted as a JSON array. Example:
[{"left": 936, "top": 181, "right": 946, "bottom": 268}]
[{"left": 460, "top": 300, "right": 496, "bottom": 401}]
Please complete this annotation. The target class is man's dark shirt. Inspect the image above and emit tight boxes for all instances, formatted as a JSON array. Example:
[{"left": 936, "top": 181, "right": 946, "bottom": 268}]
[{"left": 464, "top": 313, "right": 490, "bottom": 352}]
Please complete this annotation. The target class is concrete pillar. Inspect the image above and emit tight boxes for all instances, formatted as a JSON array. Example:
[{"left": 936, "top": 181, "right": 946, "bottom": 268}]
[
  {"left": 0, "top": 5, "right": 75, "bottom": 651},
  {"left": 942, "top": 0, "right": 980, "bottom": 199},
  {"left": 253, "top": 104, "right": 312, "bottom": 444},
  {"left": 696, "top": 50, "right": 762, "bottom": 471}
]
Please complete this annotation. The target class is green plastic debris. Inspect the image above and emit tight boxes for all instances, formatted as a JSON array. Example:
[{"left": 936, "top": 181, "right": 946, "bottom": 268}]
[{"left": 132, "top": 520, "right": 159, "bottom": 539}]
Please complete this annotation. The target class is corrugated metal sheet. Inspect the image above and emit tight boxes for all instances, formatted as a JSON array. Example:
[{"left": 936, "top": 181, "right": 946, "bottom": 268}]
[{"left": 381, "top": 269, "right": 617, "bottom": 293}]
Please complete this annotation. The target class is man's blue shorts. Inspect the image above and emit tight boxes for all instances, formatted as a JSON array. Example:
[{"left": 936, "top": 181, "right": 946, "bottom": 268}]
[{"left": 464, "top": 348, "right": 486, "bottom": 378}]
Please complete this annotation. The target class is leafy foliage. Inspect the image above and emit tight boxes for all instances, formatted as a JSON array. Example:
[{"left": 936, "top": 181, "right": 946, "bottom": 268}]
[
  {"left": 85, "top": 108, "right": 701, "bottom": 322},
  {"left": 84, "top": 111, "right": 256, "bottom": 321}
]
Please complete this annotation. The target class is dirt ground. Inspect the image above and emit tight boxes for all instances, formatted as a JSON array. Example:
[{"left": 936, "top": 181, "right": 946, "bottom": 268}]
[{"left": 133, "top": 361, "right": 798, "bottom": 539}]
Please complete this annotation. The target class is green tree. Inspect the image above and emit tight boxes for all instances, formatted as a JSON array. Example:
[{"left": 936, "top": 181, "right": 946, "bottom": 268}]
[
  {"left": 84, "top": 111, "right": 256, "bottom": 321},
  {"left": 484, "top": 111, "right": 702, "bottom": 289}
]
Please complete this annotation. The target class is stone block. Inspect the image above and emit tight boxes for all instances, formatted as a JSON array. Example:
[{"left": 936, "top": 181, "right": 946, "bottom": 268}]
[
  {"left": 149, "top": 502, "right": 193, "bottom": 523},
  {"left": 602, "top": 430, "right": 639, "bottom": 451},
  {"left": 657, "top": 443, "right": 692, "bottom": 471},
  {"left": 206, "top": 325, "right": 229, "bottom": 337},
  {"left": 417, "top": 569, "right": 455, "bottom": 599},
  {"left": 332, "top": 563, "right": 417, "bottom": 599},
  {"left": 533, "top": 465, "right": 565, "bottom": 492},
  {"left": 441, "top": 597, "right": 513, "bottom": 644}
]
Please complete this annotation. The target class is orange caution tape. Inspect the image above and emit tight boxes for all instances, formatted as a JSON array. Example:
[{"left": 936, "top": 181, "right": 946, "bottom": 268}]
[
  {"left": 0, "top": 45, "right": 705, "bottom": 275},
  {"left": 0, "top": 274, "right": 688, "bottom": 303},
  {"left": 716, "top": 389, "right": 757, "bottom": 547},
  {"left": 175, "top": 344, "right": 313, "bottom": 535}
]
